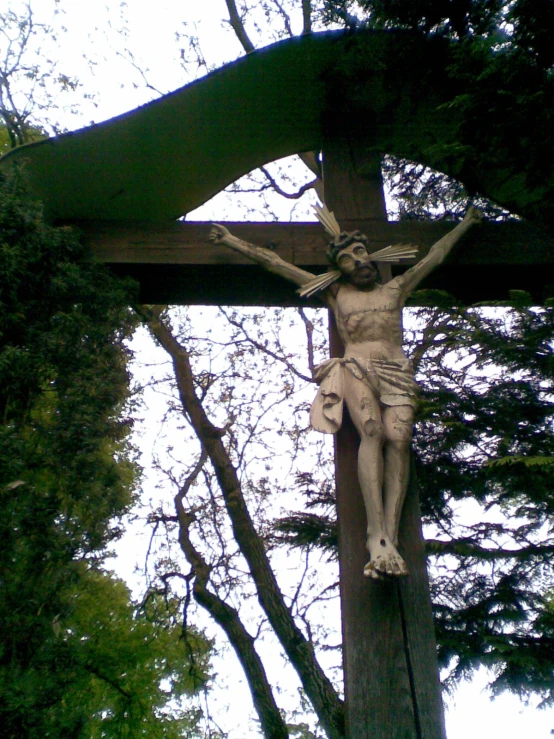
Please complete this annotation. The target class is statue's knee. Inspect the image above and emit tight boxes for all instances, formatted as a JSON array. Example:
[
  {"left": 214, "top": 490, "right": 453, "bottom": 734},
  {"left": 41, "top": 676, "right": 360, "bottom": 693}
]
[
  {"left": 359, "top": 396, "right": 383, "bottom": 439},
  {"left": 385, "top": 415, "right": 413, "bottom": 444},
  {"left": 363, "top": 418, "right": 385, "bottom": 439},
  {"left": 387, "top": 424, "right": 412, "bottom": 445},
  {"left": 388, "top": 437, "right": 411, "bottom": 454}
]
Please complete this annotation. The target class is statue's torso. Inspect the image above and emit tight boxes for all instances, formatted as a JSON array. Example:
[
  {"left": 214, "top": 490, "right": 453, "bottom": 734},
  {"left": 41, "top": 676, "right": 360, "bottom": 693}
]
[{"left": 334, "top": 282, "right": 406, "bottom": 361}]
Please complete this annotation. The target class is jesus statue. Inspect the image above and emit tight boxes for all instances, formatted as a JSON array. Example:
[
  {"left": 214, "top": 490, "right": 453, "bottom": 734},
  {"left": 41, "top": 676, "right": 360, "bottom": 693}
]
[{"left": 210, "top": 205, "right": 479, "bottom": 579}]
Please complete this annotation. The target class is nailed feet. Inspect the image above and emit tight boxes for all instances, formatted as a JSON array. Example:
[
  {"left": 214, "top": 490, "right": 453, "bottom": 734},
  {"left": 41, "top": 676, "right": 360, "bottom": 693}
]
[{"left": 364, "top": 534, "right": 409, "bottom": 579}]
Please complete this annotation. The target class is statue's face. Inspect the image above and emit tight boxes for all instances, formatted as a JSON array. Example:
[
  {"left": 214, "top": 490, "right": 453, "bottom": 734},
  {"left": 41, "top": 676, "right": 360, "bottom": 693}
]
[{"left": 336, "top": 242, "right": 378, "bottom": 288}]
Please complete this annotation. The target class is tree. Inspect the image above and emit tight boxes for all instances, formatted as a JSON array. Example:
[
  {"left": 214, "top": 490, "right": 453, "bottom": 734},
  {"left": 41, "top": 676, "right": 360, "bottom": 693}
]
[
  {"left": 135, "top": 304, "right": 341, "bottom": 739},
  {"left": 319, "top": 0, "right": 554, "bottom": 227},
  {"left": 133, "top": 291, "right": 554, "bottom": 735},
  {"left": 412, "top": 293, "right": 554, "bottom": 704},
  {"left": 0, "top": 2, "right": 81, "bottom": 147},
  {"left": 50, "top": 568, "right": 211, "bottom": 738},
  {"left": 0, "top": 169, "right": 212, "bottom": 737}
]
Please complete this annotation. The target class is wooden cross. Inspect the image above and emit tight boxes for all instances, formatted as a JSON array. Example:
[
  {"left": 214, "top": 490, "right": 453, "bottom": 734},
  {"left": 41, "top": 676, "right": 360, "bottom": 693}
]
[{"left": 63, "top": 138, "right": 554, "bottom": 739}]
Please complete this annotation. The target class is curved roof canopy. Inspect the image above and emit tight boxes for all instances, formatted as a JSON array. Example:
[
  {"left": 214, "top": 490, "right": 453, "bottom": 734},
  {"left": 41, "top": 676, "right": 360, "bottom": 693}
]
[
  {"left": 0, "top": 32, "right": 344, "bottom": 221},
  {"left": 0, "top": 30, "right": 551, "bottom": 226}
]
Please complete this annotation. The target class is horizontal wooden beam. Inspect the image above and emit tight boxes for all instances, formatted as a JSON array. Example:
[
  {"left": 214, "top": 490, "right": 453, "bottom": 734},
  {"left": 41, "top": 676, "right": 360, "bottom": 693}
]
[
  {"left": 75, "top": 219, "right": 554, "bottom": 266},
  {"left": 71, "top": 219, "right": 554, "bottom": 305}
]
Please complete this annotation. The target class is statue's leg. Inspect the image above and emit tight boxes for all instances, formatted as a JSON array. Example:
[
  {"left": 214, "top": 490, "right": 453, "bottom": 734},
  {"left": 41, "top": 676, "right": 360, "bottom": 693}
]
[
  {"left": 343, "top": 372, "right": 408, "bottom": 578},
  {"left": 382, "top": 405, "right": 414, "bottom": 546}
]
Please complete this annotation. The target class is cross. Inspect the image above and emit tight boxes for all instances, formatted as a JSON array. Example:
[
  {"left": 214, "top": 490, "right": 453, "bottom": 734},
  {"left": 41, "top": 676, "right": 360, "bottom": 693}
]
[
  {"left": 324, "top": 138, "right": 444, "bottom": 738},
  {"left": 3, "top": 29, "right": 553, "bottom": 739},
  {"left": 11, "top": 140, "right": 554, "bottom": 739},
  {"left": 69, "top": 140, "right": 545, "bottom": 739}
]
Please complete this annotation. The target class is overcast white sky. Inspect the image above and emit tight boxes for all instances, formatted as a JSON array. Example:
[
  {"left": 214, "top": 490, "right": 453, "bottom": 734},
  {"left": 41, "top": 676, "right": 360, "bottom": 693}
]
[{"left": 3, "top": 0, "right": 553, "bottom": 736}]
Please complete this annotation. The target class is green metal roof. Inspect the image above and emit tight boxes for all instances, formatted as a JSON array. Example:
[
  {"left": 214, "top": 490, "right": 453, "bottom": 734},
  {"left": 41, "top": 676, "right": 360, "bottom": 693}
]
[{"left": 0, "top": 33, "right": 343, "bottom": 221}]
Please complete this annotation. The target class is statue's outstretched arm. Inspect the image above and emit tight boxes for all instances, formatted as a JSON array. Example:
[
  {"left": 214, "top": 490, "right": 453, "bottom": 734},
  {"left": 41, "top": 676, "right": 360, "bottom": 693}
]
[
  {"left": 210, "top": 223, "right": 316, "bottom": 288},
  {"left": 396, "top": 207, "right": 481, "bottom": 297}
]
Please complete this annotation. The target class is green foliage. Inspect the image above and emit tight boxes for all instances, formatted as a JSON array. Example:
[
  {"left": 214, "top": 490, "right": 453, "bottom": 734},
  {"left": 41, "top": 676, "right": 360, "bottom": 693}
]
[
  {"left": 52, "top": 569, "right": 210, "bottom": 738},
  {"left": 0, "top": 123, "right": 46, "bottom": 155},
  {"left": 315, "top": 23, "right": 554, "bottom": 696},
  {"left": 0, "top": 167, "right": 137, "bottom": 549},
  {"left": 410, "top": 296, "right": 554, "bottom": 703},
  {"left": 322, "top": 1, "right": 554, "bottom": 227},
  {"left": 0, "top": 126, "right": 12, "bottom": 156},
  {"left": 1, "top": 566, "right": 210, "bottom": 738},
  {"left": 0, "top": 3, "right": 78, "bottom": 146},
  {"left": 326, "top": 0, "right": 504, "bottom": 38},
  {"left": 273, "top": 473, "right": 338, "bottom": 556},
  {"left": 0, "top": 170, "right": 210, "bottom": 736}
]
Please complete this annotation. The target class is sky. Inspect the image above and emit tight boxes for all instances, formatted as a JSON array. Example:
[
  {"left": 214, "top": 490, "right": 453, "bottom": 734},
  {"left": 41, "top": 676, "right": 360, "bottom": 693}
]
[{"left": 3, "top": 0, "right": 554, "bottom": 736}]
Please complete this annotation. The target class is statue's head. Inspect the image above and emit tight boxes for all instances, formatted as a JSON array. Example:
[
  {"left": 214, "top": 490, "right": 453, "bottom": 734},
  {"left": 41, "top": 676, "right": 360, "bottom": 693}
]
[{"left": 326, "top": 231, "right": 379, "bottom": 288}]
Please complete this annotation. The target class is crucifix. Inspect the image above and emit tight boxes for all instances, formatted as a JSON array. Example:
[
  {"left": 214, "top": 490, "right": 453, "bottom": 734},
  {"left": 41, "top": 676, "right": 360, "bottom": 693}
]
[
  {"left": 86, "top": 140, "right": 481, "bottom": 739},
  {"left": 210, "top": 198, "right": 478, "bottom": 580},
  {"left": 11, "top": 143, "right": 551, "bottom": 739},
  {"left": 203, "top": 140, "right": 478, "bottom": 738}
]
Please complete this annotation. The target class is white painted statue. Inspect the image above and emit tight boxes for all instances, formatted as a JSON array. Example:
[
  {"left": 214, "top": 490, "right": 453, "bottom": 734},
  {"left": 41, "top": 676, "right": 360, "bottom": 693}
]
[{"left": 210, "top": 205, "right": 479, "bottom": 579}]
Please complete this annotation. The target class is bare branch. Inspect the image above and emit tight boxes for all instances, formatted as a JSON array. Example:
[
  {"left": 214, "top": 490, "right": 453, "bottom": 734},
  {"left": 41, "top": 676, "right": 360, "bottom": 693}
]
[
  {"left": 289, "top": 545, "right": 311, "bottom": 616},
  {"left": 176, "top": 447, "right": 209, "bottom": 507},
  {"left": 298, "top": 151, "right": 321, "bottom": 178},
  {"left": 224, "top": 0, "right": 256, "bottom": 54},
  {"left": 172, "top": 450, "right": 288, "bottom": 738},
  {"left": 297, "top": 307, "right": 316, "bottom": 376},
  {"left": 260, "top": 165, "right": 318, "bottom": 200},
  {"left": 114, "top": 46, "right": 165, "bottom": 97},
  {"left": 136, "top": 304, "right": 345, "bottom": 739},
  {"left": 298, "top": 152, "right": 324, "bottom": 200},
  {"left": 220, "top": 308, "right": 313, "bottom": 383},
  {"left": 269, "top": 0, "right": 294, "bottom": 37}
]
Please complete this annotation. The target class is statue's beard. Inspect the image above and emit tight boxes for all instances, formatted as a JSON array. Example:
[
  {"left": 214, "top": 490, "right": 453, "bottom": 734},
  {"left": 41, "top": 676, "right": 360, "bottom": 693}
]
[{"left": 348, "top": 265, "right": 377, "bottom": 288}]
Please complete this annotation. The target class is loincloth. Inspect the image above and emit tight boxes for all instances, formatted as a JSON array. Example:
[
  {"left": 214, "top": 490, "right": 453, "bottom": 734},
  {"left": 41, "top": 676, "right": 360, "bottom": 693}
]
[{"left": 310, "top": 356, "right": 418, "bottom": 434}]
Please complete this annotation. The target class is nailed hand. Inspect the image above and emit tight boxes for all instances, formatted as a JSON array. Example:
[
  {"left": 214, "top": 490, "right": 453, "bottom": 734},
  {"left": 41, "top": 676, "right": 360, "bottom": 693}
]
[
  {"left": 209, "top": 223, "right": 231, "bottom": 243},
  {"left": 464, "top": 205, "right": 482, "bottom": 224}
]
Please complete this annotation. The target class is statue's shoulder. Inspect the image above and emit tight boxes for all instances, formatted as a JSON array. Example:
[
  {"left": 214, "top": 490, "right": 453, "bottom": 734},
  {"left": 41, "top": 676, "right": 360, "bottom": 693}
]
[
  {"left": 381, "top": 277, "right": 406, "bottom": 303},
  {"left": 375, "top": 282, "right": 404, "bottom": 310}
]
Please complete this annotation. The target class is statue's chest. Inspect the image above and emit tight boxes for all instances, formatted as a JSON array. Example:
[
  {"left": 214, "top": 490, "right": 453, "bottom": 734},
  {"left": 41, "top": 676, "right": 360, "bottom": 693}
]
[
  {"left": 335, "top": 285, "right": 403, "bottom": 341},
  {"left": 336, "top": 285, "right": 400, "bottom": 318}
]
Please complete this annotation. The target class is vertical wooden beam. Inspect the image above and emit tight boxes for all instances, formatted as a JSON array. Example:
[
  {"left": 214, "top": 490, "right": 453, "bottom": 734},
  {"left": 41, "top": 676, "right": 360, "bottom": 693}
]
[{"left": 323, "top": 136, "right": 446, "bottom": 739}]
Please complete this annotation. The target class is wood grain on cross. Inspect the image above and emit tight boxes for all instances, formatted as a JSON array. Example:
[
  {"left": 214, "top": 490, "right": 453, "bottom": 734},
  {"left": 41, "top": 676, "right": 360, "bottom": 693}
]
[{"left": 323, "top": 138, "right": 445, "bottom": 739}]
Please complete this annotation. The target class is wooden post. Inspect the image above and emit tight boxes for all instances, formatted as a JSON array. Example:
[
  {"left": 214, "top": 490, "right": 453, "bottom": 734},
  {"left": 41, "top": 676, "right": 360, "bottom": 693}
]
[{"left": 323, "top": 136, "right": 446, "bottom": 739}]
